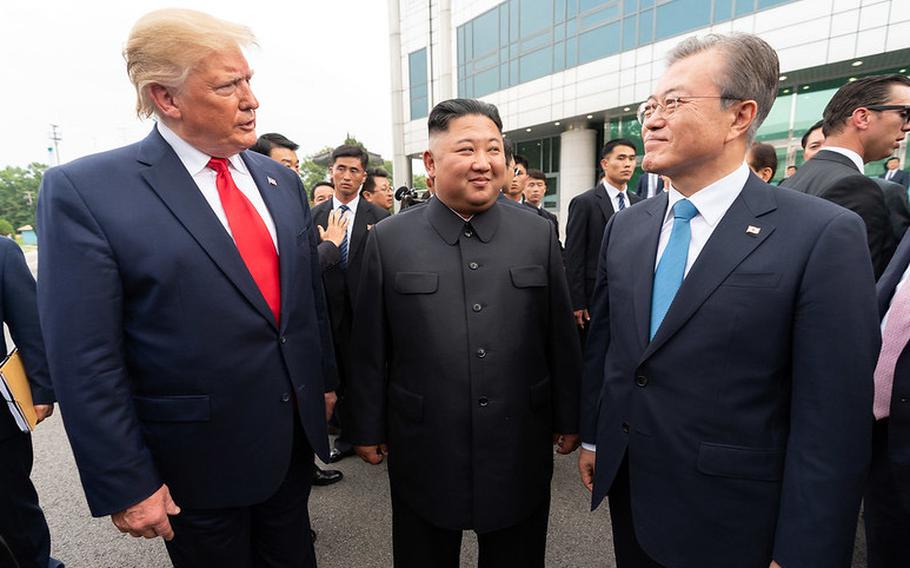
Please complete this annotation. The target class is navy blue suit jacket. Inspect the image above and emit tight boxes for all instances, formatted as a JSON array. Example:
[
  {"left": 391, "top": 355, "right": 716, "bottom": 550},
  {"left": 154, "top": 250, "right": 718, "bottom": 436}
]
[
  {"left": 37, "top": 127, "right": 334, "bottom": 517},
  {"left": 0, "top": 238, "right": 53, "bottom": 441},
  {"left": 581, "top": 175, "right": 878, "bottom": 567}
]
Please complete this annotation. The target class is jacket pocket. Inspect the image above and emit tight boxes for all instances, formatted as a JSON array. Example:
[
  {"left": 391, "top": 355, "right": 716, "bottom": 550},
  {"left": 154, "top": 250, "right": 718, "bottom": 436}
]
[
  {"left": 722, "top": 272, "right": 780, "bottom": 288},
  {"left": 529, "top": 376, "right": 552, "bottom": 409},
  {"left": 394, "top": 272, "right": 438, "bottom": 294},
  {"left": 510, "top": 265, "right": 547, "bottom": 288},
  {"left": 133, "top": 395, "right": 211, "bottom": 423},
  {"left": 389, "top": 383, "right": 424, "bottom": 423},
  {"left": 697, "top": 442, "right": 784, "bottom": 481}
]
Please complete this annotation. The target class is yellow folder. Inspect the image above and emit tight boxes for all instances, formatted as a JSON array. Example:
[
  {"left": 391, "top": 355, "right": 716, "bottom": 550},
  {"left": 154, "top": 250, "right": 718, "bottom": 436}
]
[{"left": 0, "top": 349, "right": 37, "bottom": 431}]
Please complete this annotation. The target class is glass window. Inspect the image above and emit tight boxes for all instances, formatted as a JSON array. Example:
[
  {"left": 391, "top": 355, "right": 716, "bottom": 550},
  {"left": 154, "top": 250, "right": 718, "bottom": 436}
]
[
  {"left": 520, "top": 46, "right": 554, "bottom": 82},
  {"left": 500, "top": 5, "right": 510, "bottom": 46},
  {"left": 623, "top": 0, "right": 637, "bottom": 14},
  {"left": 555, "top": 22, "right": 565, "bottom": 41},
  {"left": 457, "top": 26, "right": 465, "bottom": 65},
  {"left": 521, "top": 32, "right": 551, "bottom": 53},
  {"left": 579, "top": 0, "right": 606, "bottom": 11},
  {"left": 520, "top": 0, "right": 554, "bottom": 36},
  {"left": 580, "top": 4, "right": 620, "bottom": 29},
  {"left": 473, "top": 9, "right": 500, "bottom": 56},
  {"left": 553, "top": 41, "right": 566, "bottom": 70},
  {"left": 474, "top": 67, "right": 500, "bottom": 97},
  {"left": 566, "top": 36, "right": 578, "bottom": 66},
  {"left": 734, "top": 0, "right": 754, "bottom": 17},
  {"left": 755, "top": 93, "right": 792, "bottom": 142},
  {"left": 794, "top": 86, "right": 837, "bottom": 133},
  {"left": 757, "top": 0, "right": 789, "bottom": 7},
  {"left": 408, "top": 48, "right": 428, "bottom": 121},
  {"left": 517, "top": 140, "right": 542, "bottom": 169},
  {"left": 655, "top": 0, "right": 711, "bottom": 40},
  {"left": 622, "top": 15, "right": 636, "bottom": 50},
  {"left": 578, "top": 21, "right": 620, "bottom": 64},
  {"left": 555, "top": 0, "right": 567, "bottom": 21},
  {"left": 714, "top": 0, "right": 732, "bottom": 20},
  {"left": 638, "top": 9, "right": 653, "bottom": 43},
  {"left": 500, "top": 62, "right": 510, "bottom": 89}
]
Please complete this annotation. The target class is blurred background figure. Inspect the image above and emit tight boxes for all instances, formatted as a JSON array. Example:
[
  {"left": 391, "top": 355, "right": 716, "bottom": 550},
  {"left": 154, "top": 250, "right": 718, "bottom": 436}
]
[
  {"left": 523, "top": 169, "right": 560, "bottom": 238},
  {"left": 249, "top": 132, "right": 300, "bottom": 172},
  {"left": 747, "top": 142, "right": 778, "bottom": 183},
  {"left": 361, "top": 168, "right": 394, "bottom": 211},
  {"left": 801, "top": 120, "right": 826, "bottom": 162},
  {"left": 881, "top": 156, "right": 910, "bottom": 188},
  {"left": 312, "top": 181, "right": 335, "bottom": 206}
]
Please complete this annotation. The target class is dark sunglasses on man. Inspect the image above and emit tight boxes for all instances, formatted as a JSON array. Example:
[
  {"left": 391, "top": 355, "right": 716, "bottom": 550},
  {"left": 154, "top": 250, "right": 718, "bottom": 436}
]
[{"left": 866, "top": 104, "right": 910, "bottom": 124}]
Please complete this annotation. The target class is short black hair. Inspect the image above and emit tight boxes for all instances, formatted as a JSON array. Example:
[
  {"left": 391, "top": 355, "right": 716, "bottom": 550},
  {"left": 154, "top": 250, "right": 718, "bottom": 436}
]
[
  {"left": 823, "top": 74, "right": 910, "bottom": 137},
  {"left": 800, "top": 120, "right": 824, "bottom": 150},
  {"left": 527, "top": 169, "right": 547, "bottom": 183},
  {"left": 250, "top": 132, "right": 299, "bottom": 156},
  {"left": 503, "top": 138, "right": 514, "bottom": 164},
  {"left": 786, "top": 165, "right": 798, "bottom": 172},
  {"left": 361, "top": 168, "right": 391, "bottom": 195},
  {"left": 748, "top": 142, "right": 778, "bottom": 179},
  {"left": 330, "top": 144, "right": 369, "bottom": 169},
  {"left": 600, "top": 138, "right": 637, "bottom": 160},
  {"left": 513, "top": 154, "right": 529, "bottom": 172},
  {"left": 312, "top": 180, "right": 334, "bottom": 192},
  {"left": 428, "top": 98, "right": 503, "bottom": 135},
  {"left": 886, "top": 156, "right": 901, "bottom": 165}
]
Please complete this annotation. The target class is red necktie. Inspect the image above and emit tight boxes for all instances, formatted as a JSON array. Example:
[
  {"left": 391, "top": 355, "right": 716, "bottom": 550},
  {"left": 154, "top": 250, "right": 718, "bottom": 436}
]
[{"left": 207, "top": 157, "right": 281, "bottom": 323}]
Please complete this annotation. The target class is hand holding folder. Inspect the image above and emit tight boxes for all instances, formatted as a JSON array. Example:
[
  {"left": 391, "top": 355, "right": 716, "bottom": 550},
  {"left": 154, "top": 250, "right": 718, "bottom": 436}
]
[{"left": 0, "top": 349, "right": 38, "bottom": 432}]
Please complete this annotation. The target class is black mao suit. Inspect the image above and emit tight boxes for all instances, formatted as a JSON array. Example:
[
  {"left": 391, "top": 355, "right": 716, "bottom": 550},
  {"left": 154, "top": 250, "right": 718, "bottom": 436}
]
[{"left": 347, "top": 197, "right": 580, "bottom": 565}]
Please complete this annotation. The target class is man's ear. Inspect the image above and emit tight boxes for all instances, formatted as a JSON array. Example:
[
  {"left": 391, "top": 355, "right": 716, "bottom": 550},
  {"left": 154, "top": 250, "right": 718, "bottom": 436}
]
[
  {"left": 423, "top": 150, "right": 436, "bottom": 179},
  {"left": 726, "top": 99, "right": 758, "bottom": 142},
  {"left": 851, "top": 107, "right": 874, "bottom": 132},
  {"left": 148, "top": 84, "right": 181, "bottom": 121}
]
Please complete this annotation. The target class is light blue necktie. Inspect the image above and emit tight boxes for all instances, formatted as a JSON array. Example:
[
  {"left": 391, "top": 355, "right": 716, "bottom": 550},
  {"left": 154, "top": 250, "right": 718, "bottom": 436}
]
[
  {"left": 338, "top": 204, "right": 350, "bottom": 269},
  {"left": 650, "top": 199, "right": 698, "bottom": 340}
]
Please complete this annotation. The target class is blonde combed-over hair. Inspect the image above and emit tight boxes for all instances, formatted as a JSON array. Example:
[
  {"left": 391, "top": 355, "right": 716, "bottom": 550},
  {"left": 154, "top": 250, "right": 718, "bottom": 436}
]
[{"left": 124, "top": 9, "right": 257, "bottom": 118}]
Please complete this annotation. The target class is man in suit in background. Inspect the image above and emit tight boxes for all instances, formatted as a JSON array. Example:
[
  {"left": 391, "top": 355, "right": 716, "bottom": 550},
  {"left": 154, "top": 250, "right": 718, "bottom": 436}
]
[
  {"left": 578, "top": 33, "right": 879, "bottom": 568},
  {"left": 635, "top": 172, "right": 664, "bottom": 198},
  {"left": 565, "top": 138, "right": 642, "bottom": 336},
  {"left": 348, "top": 98, "right": 580, "bottom": 568},
  {"left": 0, "top": 238, "right": 60, "bottom": 568},
  {"left": 311, "top": 144, "right": 390, "bottom": 463},
  {"left": 781, "top": 74, "right": 910, "bottom": 277},
  {"left": 361, "top": 168, "right": 394, "bottom": 212},
  {"left": 523, "top": 169, "right": 559, "bottom": 237},
  {"left": 882, "top": 156, "right": 910, "bottom": 188},
  {"left": 37, "top": 10, "right": 334, "bottom": 566},
  {"left": 312, "top": 181, "right": 334, "bottom": 206},
  {"left": 866, "top": 228, "right": 910, "bottom": 567},
  {"left": 746, "top": 141, "right": 778, "bottom": 183},
  {"left": 801, "top": 120, "right": 825, "bottom": 162}
]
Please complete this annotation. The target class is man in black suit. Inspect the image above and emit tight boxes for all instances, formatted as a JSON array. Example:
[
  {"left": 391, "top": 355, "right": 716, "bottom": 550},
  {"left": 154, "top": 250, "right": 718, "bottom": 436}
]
[
  {"left": 311, "top": 144, "right": 391, "bottom": 462},
  {"left": 0, "top": 239, "right": 59, "bottom": 568},
  {"left": 565, "top": 138, "right": 642, "bottom": 333},
  {"left": 348, "top": 98, "right": 581, "bottom": 567},
  {"left": 523, "top": 169, "right": 559, "bottom": 236},
  {"left": 635, "top": 172, "right": 664, "bottom": 198},
  {"left": 878, "top": 177, "right": 910, "bottom": 240},
  {"left": 882, "top": 156, "right": 910, "bottom": 188},
  {"left": 781, "top": 74, "right": 910, "bottom": 278}
]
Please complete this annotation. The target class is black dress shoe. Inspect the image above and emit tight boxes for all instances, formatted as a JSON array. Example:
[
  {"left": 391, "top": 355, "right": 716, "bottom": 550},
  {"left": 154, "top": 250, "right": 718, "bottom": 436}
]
[
  {"left": 328, "top": 447, "right": 355, "bottom": 463},
  {"left": 312, "top": 466, "right": 344, "bottom": 486}
]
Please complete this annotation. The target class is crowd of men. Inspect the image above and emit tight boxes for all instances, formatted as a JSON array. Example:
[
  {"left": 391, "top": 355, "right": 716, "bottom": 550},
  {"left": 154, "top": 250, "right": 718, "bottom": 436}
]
[{"left": 4, "top": 7, "right": 910, "bottom": 568}]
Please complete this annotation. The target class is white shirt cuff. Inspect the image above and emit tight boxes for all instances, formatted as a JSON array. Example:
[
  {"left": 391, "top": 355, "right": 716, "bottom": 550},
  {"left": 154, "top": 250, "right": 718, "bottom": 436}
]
[{"left": 581, "top": 443, "right": 596, "bottom": 452}]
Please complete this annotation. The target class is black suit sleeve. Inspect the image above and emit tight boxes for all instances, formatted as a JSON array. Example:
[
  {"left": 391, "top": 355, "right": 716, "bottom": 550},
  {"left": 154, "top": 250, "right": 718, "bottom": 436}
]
[
  {"left": 546, "top": 224, "right": 581, "bottom": 434},
  {"left": 1, "top": 242, "right": 53, "bottom": 404},
  {"left": 317, "top": 241, "right": 340, "bottom": 271},
  {"left": 302, "top": 184, "right": 338, "bottom": 393},
  {"left": 564, "top": 196, "right": 588, "bottom": 310},
  {"left": 882, "top": 185, "right": 910, "bottom": 241},
  {"left": 821, "top": 175, "right": 896, "bottom": 278}
]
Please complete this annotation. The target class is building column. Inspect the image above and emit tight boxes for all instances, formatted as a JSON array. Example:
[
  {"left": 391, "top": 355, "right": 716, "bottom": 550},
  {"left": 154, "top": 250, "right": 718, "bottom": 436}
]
[
  {"left": 388, "top": 0, "right": 409, "bottom": 193},
  {"left": 435, "top": 0, "right": 454, "bottom": 102},
  {"left": 558, "top": 123, "right": 597, "bottom": 240}
]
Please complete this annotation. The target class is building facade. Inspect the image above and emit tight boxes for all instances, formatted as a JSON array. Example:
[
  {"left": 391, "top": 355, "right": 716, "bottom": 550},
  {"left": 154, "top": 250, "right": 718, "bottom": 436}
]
[{"left": 388, "top": 0, "right": 910, "bottom": 232}]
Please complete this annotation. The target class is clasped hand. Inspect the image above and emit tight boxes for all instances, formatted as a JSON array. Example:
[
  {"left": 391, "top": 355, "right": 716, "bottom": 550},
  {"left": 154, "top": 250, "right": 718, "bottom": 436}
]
[{"left": 111, "top": 484, "right": 181, "bottom": 541}]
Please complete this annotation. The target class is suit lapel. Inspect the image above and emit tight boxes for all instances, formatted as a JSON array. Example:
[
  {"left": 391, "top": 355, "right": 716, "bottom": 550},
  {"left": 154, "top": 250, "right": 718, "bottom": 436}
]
[
  {"left": 593, "top": 184, "right": 615, "bottom": 222},
  {"left": 241, "top": 152, "right": 297, "bottom": 333},
  {"left": 137, "top": 130, "right": 277, "bottom": 330},
  {"left": 349, "top": 203, "right": 372, "bottom": 262},
  {"left": 631, "top": 194, "right": 668, "bottom": 351},
  {"left": 641, "top": 178, "right": 777, "bottom": 360}
]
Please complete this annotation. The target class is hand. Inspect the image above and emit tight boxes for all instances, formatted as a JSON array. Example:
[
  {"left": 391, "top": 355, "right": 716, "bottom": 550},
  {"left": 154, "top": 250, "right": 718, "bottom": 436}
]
[
  {"left": 553, "top": 433, "right": 580, "bottom": 455},
  {"left": 318, "top": 208, "right": 349, "bottom": 247},
  {"left": 110, "top": 484, "right": 180, "bottom": 541},
  {"left": 578, "top": 447, "right": 596, "bottom": 492},
  {"left": 34, "top": 404, "right": 54, "bottom": 424},
  {"left": 355, "top": 444, "right": 388, "bottom": 465},
  {"left": 770, "top": 562, "right": 781, "bottom": 568},
  {"left": 324, "top": 391, "right": 337, "bottom": 423},
  {"left": 573, "top": 309, "right": 590, "bottom": 329}
]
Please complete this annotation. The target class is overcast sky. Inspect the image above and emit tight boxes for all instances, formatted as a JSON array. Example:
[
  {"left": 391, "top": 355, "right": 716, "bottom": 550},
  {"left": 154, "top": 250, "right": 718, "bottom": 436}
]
[{"left": 0, "top": 1, "right": 393, "bottom": 169}]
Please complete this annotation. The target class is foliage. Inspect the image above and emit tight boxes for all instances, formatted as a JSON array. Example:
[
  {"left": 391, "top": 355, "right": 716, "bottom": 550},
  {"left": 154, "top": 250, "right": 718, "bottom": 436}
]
[
  {"left": 0, "top": 163, "right": 46, "bottom": 231},
  {"left": 297, "top": 134, "right": 394, "bottom": 199},
  {"left": 0, "top": 219, "right": 13, "bottom": 237}
]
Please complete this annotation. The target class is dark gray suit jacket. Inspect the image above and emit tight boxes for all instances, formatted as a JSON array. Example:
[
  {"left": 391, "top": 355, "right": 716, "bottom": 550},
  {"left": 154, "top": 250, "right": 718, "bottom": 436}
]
[
  {"left": 875, "top": 177, "right": 910, "bottom": 241},
  {"left": 347, "top": 197, "right": 580, "bottom": 533},
  {"left": 780, "top": 149, "right": 895, "bottom": 278}
]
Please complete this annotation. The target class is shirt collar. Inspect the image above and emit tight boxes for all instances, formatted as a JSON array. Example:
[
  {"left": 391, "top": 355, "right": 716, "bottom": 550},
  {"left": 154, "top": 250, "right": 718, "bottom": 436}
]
[
  {"left": 333, "top": 194, "right": 360, "bottom": 214},
  {"left": 428, "top": 194, "right": 499, "bottom": 244},
  {"left": 600, "top": 179, "right": 628, "bottom": 200},
  {"left": 822, "top": 146, "right": 865, "bottom": 173},
  {"left": 664, "top": 162, "right": 750, "bottom": 227},
  {"left": 156, "top": 120, "right": 248, "bottom": 177}
]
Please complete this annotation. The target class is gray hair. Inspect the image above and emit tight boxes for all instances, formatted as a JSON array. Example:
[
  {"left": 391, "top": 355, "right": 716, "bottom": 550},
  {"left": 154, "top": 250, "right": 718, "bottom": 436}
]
[{"left": 667, "top": 33, "right": 779, "bottom": 141}]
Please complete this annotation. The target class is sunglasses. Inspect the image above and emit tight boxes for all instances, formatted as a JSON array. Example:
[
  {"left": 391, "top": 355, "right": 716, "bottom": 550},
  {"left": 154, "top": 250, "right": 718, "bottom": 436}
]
[{"left": 866, "top": 104, "right": 910, "bottom": 124}]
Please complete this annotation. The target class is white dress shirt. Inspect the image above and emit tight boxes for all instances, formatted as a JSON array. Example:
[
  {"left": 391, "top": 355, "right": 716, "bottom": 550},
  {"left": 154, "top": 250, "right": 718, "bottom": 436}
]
[
  {"left": 582, "top": 163, "right": 749, "bottom": 453},
  {"left": 822, "top": 146, "right": 865, "bottom": 174},
  {"left": 333, "top": 194, "right": 360, "bottom": 245},
  {"left": 602, "top": 180, "right": 631, "bottom": 212},
  {"left": 157, "top": 121, "right": 278, "bottom": 250}
]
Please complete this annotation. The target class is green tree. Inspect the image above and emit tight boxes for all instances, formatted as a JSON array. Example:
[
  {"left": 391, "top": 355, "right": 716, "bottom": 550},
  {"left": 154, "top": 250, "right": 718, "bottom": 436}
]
[
  {"left": 0, "top": 219, "right": 13, "bottom": 237},
  {"left": 0, "top": 163, "right": 46, "bottom": 231}
]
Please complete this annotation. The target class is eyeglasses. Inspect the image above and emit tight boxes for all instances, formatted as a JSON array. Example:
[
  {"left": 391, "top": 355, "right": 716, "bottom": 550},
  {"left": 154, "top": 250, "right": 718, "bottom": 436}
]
[
  {"left": 637, "top": 95, "right": 743, "bottom": 125},
  {"left": 866, "top": 105, "right": 910, "bottom": 124}
]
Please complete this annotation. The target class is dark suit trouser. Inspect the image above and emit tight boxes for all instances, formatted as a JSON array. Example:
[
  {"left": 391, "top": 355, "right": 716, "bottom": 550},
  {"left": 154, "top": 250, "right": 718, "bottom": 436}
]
[
  {"left": 0, "top": 431, "right": 52, "bottom": 568},
  {"left": 164, "top": 420, "right": 315, "bottom": 568},
  {"left": 390, "top": 490, "right": 550, "bottom": 568},
  {"left": 864, "top": 419, "right": 910, "bottom": 568},
  {"left": 608, "top": 454, "right": 664, "bottom": 568}
]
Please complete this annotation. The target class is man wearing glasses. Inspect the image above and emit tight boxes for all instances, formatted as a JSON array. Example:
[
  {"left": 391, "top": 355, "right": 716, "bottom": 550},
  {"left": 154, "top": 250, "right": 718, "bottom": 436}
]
[
  {"left": 578, "top": 33, "right": 879, "bottom": 568},
  {"left": 780, "top": 74, "right": 910, "bottom": 277}
]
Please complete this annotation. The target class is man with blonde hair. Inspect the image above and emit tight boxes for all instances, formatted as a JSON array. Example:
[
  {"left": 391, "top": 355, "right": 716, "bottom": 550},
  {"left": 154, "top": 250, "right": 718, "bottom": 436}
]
[{"left": 37, "top": 9, "right": 334, "bottom": 567}]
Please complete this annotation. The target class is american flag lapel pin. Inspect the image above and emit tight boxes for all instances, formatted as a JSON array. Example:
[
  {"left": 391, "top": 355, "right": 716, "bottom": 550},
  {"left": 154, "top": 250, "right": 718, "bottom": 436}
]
[
  {"left": 745, "top": 225, "right": 761, "bottom": 236},
  {"left": 267, "top": 176, "right": 278, "bottom": 187}
]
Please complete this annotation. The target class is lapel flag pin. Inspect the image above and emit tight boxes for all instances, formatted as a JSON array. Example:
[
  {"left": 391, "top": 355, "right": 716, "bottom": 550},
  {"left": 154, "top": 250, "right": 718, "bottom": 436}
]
[
  {"left": 267, "top": 176, "right": 278, "bottom": 187},
  {"left": 746, "top": 225, "right": 761, "bottom": 236}
]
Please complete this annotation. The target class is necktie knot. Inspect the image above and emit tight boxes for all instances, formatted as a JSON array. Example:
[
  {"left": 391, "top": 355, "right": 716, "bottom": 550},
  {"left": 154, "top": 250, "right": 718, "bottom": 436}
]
[
  {"left": 207, "top": 157, "right": 230, "bottom": 175},
  {"left": 339, "top": 204, "right": 350, "bottom": 213},
  {"left": 672, "top": 198, "right": 698, "bottom": 221}
]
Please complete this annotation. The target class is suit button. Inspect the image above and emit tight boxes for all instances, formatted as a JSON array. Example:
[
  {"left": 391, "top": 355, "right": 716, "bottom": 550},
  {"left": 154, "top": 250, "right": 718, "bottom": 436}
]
[
  {"left": 280, "top": 393, "right": 290, "bottom": 402},
  {"left": 280, "top": 336, "right": 287, "bottom": 344},
  {"left": 901, "top": 397, "right": 909, "bottom": 404},
  {"left": 635, "top": 375, "right": 648, "bottom": 387},
  {"left": 478, "top": 397, "right": 489, "bottom": 407},
  {"left": 464, "top": 230, "right": 473, "bottom": 238},
  {"left": 476, "top": 348, "right": 486, "bottom": 358},
  {"left": 469, "top": 262, "right": 479, "bottom": 270},
  {"left": 622, "top": 422, "right": 630, "bottom": 433},
  {"left": 473, "top": 303, "right": 482, "bottom": 312}
]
